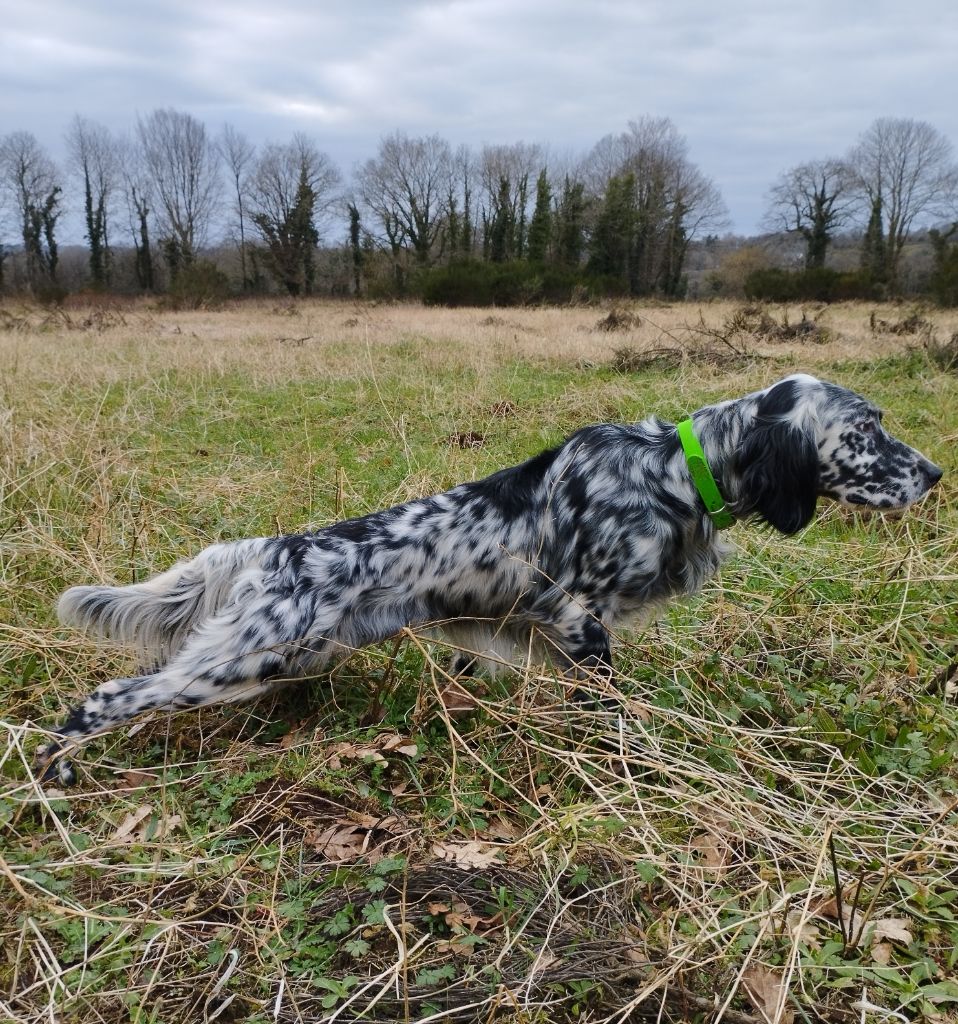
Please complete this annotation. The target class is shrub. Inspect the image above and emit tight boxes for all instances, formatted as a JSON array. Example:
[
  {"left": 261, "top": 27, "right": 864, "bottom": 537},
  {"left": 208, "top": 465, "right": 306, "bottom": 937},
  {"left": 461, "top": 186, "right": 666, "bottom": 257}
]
[
  {"left": 744, "top": 267, "right": 881, "bottom": 303},
  {"left": 418, "top": 260, "right": 617, "bottom": 307},
  {"left": 163, "top": 260, "right": 232, "bottom": 310}
]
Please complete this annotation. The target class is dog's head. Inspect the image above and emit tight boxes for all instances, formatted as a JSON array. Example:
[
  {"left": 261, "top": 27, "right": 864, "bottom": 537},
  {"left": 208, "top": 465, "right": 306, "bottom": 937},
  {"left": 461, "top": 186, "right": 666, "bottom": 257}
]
[{"left": 735, "top": 374, "right": 943, "bottom": 534}]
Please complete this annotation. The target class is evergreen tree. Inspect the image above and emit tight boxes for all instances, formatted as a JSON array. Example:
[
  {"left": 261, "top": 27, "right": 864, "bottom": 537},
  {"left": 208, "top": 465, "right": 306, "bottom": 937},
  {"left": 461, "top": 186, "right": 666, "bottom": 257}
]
[
  {"left": 587, "top": 173, "right": 635, "bottom": 280},
  {"left": 348, "top": 202, "right": 363, "bottom": 295},
  {"left": 526, "top": 169, "right": 552, "bottom": 263},
  {"left": 252, "top": 159, "right": 323, "bottom": 296},
  {"left": 928, "top": 222, "right": 958, "bottom": 306},
  {"left": 513, "top": 173, "right": 529, "bottom": 259},
  {"left": 555, "top": 177, "right": 585, "bottom": 268},
  {"left": 489, "top": 176, "right": 514, "bottom": 262}
]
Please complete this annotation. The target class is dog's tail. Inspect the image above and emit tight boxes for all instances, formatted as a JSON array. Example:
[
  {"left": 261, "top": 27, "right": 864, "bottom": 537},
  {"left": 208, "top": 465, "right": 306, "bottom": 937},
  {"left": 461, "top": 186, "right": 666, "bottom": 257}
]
[{"left": 58, "top": 539, "right": 270, "bottom": 667}]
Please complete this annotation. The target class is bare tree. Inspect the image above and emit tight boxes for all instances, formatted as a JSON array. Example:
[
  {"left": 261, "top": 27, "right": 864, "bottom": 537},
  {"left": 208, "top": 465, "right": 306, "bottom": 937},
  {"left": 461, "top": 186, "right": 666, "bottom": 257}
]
[
  {"left": 218, "top": 124, "right": 256, "bottom": 289},
  {"left": 848, "top": 117, "right": 958, "bottom": 286},
  {"left": 763, "top": 158, "right": 854, "bottom": 269},
  {"left": 137, "top": 108, "right": 221, "bottom": 272},
  {"left": 65, "top": 115, "right": 120, "bottom": 288},
  {"left": 247, "top": 133, "right": 340, "bottom": 295},
  {"left": 0, "top": 131, "right": 62, "bottom": 289},
  {"left": 356, "top": 133, "right": 453, "bottom": 276}
]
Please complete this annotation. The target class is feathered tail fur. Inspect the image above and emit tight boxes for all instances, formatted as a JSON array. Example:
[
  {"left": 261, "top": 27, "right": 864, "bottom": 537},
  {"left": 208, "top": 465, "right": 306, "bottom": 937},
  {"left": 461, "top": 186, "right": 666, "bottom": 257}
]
[{"left": 57, "top": 539, "right": 269, "bottom": 668}]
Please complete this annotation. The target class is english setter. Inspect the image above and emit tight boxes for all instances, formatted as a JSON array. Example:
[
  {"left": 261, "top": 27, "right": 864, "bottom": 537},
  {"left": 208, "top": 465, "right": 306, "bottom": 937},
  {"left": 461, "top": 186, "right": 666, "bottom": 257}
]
[{"left": 41, "top": 374, "right": 942, "bottom": 782}]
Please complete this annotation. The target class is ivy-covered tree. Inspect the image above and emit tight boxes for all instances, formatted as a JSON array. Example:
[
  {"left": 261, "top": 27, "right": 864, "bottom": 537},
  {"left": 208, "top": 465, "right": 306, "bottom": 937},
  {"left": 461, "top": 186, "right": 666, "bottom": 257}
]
[
  {"left": 860, "top": 195, "right": 887, "bottom": 284},
  {"left": 763, "top": 158, "right": 853, "bottom": 270},
  {"left": 65, "top": 116, "right": 119, "bottom": 289},
  {"left": 0, "top": 131, "right": 62, "bottom": 290},
  {"left": 928, "top": 222, "right": 958, "bottom": 306}
]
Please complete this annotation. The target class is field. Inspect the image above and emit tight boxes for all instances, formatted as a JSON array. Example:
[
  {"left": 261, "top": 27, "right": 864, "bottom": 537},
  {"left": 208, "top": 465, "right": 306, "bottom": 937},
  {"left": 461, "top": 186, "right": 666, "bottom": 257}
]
[{"left": 1, "top": 298, "right": 956, "bottom": 1024}]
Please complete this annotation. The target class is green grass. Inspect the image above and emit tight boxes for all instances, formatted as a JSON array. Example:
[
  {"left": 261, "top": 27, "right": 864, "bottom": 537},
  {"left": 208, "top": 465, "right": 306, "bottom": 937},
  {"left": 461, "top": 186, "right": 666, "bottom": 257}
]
[{"left": 1, "top": 303, "right": 956, "bottom": 1023}]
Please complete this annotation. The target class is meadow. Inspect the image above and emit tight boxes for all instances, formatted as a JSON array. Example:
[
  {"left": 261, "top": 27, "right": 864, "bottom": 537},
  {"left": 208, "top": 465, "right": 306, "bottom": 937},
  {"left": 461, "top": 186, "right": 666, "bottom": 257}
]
[{"left": 0, "top": 297, "right": 956, "bottom": 1023}]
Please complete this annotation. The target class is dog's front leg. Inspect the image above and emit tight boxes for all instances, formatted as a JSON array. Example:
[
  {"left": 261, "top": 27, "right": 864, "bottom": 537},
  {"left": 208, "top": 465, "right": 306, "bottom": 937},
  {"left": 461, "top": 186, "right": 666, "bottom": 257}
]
[{"left": 534, "top": 601, "right": 616, "bottom": 704}]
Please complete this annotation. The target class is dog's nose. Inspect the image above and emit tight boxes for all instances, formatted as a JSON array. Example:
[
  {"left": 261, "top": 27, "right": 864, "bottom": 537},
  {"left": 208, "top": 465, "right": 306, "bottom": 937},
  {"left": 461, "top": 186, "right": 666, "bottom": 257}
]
[{"left": 923, "top": 461, "right": 944, "bottom": 487}]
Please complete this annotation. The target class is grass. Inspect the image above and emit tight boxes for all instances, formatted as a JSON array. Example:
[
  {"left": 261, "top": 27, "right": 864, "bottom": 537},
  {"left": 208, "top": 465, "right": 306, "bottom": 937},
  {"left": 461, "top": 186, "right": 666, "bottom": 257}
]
[{"left": 0, "top": 297, "right": 956, "bottom": 1023}]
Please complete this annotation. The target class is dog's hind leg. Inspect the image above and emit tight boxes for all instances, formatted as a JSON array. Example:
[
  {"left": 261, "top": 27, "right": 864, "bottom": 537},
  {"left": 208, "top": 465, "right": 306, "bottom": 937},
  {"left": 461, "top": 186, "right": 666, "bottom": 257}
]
[{"left": 40, "top": 600, "right": 331, "bottom": 783}]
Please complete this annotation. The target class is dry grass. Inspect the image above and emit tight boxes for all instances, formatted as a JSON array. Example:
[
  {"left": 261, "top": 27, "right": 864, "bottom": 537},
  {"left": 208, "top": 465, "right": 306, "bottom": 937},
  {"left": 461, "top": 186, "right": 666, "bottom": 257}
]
[
  {"left": 0, "top": 297, "right": 955, "bottom": 383},
  {"left": 0, "top": 298, "right": 956, "bottom": 1023}
]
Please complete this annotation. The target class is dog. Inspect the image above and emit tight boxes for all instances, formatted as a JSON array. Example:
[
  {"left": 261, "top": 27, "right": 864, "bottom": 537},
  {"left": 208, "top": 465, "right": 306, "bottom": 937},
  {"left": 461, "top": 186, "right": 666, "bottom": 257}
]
[{"left": 40, "top": 374, "right": 942, "bottom": 782}]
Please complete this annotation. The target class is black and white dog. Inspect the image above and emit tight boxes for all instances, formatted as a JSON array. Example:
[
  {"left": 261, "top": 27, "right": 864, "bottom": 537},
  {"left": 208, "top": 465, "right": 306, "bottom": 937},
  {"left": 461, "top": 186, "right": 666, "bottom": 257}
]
[{"left": 41, "top": 374, "right": 942, "bottom": 781}]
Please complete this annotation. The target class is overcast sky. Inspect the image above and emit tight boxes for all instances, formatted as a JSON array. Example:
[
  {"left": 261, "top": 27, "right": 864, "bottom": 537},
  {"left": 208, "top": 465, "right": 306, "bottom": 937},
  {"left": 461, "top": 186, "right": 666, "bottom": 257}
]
[{"left": 2, "top": 0, "right": 957, "bottom": 240}]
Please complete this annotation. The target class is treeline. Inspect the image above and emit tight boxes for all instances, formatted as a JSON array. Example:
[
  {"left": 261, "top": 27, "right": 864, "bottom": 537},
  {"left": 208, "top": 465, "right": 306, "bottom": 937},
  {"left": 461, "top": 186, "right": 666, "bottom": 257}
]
[{"left": 1, "top": 111, "right": 957, "bottom": 305}]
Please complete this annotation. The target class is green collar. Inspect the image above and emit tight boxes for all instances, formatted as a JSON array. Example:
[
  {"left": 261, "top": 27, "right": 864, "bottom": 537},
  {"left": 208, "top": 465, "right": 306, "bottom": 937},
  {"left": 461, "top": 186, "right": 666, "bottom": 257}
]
[{"left": 677, "top": 418, "right": 735, "bottom": 529}]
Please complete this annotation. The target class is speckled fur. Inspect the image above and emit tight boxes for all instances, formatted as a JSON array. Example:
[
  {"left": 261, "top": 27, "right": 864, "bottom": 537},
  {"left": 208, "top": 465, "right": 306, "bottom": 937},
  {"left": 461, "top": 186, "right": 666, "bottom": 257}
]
[{"left": 41, "top": 374, "right": 942, "bottom": 782}]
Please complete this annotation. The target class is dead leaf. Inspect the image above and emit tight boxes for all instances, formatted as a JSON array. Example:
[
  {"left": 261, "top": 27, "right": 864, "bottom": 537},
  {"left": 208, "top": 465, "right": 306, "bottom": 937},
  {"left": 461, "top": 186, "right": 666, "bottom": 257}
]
[
  {"left": 742, "top": 965, "right": 794, "bottom": 1024},
  {"left": 152, "top": 813, "right": 182, "bottom": 840},
  {"left": 868, "top": 917, "right": 914, "bottom": 946},
  {"left": 811, "top": 891, "right": 858, "bottom": 934},
  {"left": 121, "top": 770, "right": 155, "bottom": 788},
  {"left": 445, "top": 430, "right": 485, "bottom": 449},
  {"left": 483, "top": 815, "right": 521, "bottom": 841},
  {"left": 380, "top": 734, "right": 417, "bottom": 756},
  {"left": 279, "top": 729, "right": 305, "bottom": 750},
  {"left": 785, "top": 910, "right": 822, "bottom": 950},
  {"left": 345, "top": 811, "right": 400, "bottom": 834},
  {"left": 438, "top": 680, "right": 478, "bottom": 715},
  {"left": 432, "top": 841, "right": 502, "bottom": 870},
  {"left": 436, "top": 937, "right": 477, "bottom": 957},
  {"left": 330, "top": 742, "right": 387, "bottom": 766},
  {"left": 489, "top": 400, "right": 518, "bottom": 418},
  {"left": 689, "top": 830, "right": 732, "bottom": 876},
  {"left": 871, "top": 941, "right": 894, "bottom": 964},
  {"left": 110, "top": 805, "right": 153, "bottom": 843},
  {"left": 310, "top": 824, "right": 369, "bottom": 862}
]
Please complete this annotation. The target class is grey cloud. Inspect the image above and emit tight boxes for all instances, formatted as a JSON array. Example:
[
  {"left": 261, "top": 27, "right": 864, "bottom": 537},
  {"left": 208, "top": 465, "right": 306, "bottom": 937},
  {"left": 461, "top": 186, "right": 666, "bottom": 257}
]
[{"left": 1, "top": 0, "right": 956, "bottom": 235}]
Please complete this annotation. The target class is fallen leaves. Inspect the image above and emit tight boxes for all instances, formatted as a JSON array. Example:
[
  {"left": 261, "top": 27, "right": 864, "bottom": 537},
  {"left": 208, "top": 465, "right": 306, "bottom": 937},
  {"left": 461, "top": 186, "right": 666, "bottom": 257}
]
[
  {"left": 108, "top": 804, "right": 182, "bottom": 844},
  {"left": 803, "top": 891, "right": 914, "bottom": 955},
  {"left": 426, "top": 899, "right": 511, "bottom": 957},
  {"left": 309, "top": 810, "right": 403, "bottom": 864},
  {"left": 326, "top": 733, "right": 418, "bottom": 770}
]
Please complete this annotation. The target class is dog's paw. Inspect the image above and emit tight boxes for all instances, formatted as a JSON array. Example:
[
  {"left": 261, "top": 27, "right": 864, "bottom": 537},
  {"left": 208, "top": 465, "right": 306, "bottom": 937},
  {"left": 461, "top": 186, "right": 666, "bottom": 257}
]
[{"left": 35, "top": 742, "right": 77, "bottom": 787}]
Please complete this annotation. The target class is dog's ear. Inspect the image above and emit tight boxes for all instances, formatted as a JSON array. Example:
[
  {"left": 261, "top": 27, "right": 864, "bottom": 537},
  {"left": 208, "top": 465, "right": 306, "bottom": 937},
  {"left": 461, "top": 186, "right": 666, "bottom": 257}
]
[{"left": 737, "top": 391, "right": 820, "bottom": 535}]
